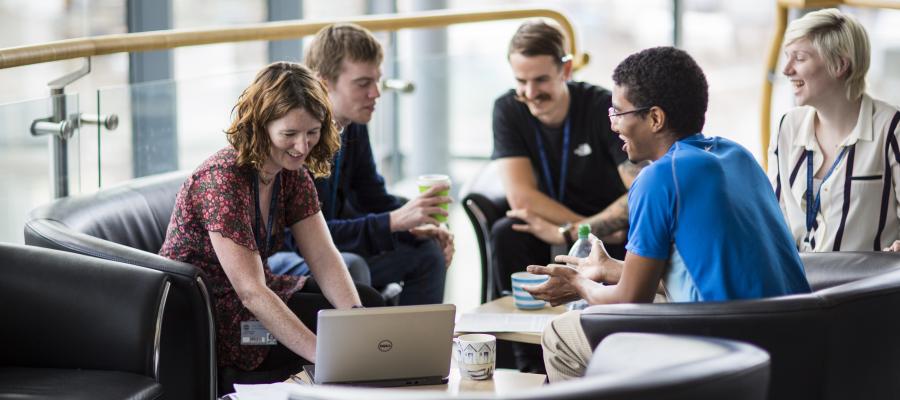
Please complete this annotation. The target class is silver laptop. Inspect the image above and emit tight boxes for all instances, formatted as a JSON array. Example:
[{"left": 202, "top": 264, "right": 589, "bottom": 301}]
[{"left": 305, "top": 304, "right": 456, "bottom": 387}]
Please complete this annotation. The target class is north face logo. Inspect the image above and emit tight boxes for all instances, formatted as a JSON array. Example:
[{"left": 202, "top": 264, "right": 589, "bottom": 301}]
[{"left": 574, "top": 143, "right": 592, "bottom": 156}]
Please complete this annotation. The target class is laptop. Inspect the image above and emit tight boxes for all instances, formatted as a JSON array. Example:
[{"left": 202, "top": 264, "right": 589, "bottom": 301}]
[{"left": 305, "top": 304, "right": 456, "bottom": 387}]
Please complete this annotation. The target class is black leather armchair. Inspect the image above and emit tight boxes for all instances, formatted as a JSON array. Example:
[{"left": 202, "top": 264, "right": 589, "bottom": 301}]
[
  {"left": 580, "top": 251, "right": 900, "bottom": 400},
  {"left": 24, "top": 171, "right": 217, "bottom": 400},
  {"left": 0, "top": 243, "right": 170, "bottom": 400},
  {"left": 281, "top": 332, "right": 769, "bottom": 400},
  {"left": 460, "top": 161, "right": 508, "bottom": 303}
]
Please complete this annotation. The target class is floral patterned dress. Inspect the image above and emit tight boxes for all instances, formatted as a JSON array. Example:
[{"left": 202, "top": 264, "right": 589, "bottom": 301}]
[{"left": 159, "top": 147, "right": 320, "bottom": 370}]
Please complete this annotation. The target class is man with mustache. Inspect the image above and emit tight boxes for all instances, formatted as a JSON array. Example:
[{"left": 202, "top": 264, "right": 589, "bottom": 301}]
[
  {"left": 489, "top": 20, "right": 642, "bottom": 371},
  {"left": 491, "top": 20, "right": 640, "bottom": 302},
  {"left": 270, "top": 23, "right": 453, "bottom": 306}
]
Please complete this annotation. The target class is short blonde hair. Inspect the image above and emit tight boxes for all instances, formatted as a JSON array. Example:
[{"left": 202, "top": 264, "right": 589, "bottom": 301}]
[
  {"left": 784, "top": 8, "right": 870, "bottom": 101},
  {"left": 305, "top": 23, "right": 383, "bottom": 84}
]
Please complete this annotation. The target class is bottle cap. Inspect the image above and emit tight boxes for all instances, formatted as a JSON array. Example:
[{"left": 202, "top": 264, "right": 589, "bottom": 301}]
[{"left": 578, "top": 223, "right": 590, "bottom": 239}]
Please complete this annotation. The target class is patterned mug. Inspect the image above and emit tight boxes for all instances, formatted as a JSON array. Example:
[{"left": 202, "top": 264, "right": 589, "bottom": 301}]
[{"left": 453, "top": 333, "right": 496, "bottom": 380}]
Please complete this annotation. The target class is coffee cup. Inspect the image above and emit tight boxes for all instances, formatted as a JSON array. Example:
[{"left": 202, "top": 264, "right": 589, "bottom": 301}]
[
  {"left": 417, "top": 174, "right": 451, "bottom": 223},
  {"left": 453, "top": 333, "right": 496, "bottom": 380},
  {"left": 511, "top": 271, "right": 550, "bottom": 309}
]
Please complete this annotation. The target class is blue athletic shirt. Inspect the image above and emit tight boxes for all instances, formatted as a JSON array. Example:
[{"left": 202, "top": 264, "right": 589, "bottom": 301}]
[{"left": 626, "top": 134, "right": 811, "bottom": 302}]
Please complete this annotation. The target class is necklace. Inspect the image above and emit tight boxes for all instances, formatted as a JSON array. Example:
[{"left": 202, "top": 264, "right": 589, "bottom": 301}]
[{"left": 259, "top": 170, "right": 275, "bottom": 185}]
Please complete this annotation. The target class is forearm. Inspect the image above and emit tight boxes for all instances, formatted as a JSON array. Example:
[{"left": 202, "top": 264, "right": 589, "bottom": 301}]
[
  {"left": 583, "top": 252, "right": 664, "bottom": 305},
  {"left": 509, "top": 187, "right": 583, "bottom": 225},
  {"left": 581, "top": 194, "right": 629, "bottom": 237},
  {"left": 327, "top": 214, "right": 395, "bottom": 256},
  {"left": 242, "top": 287, "right": 317, "bottom": 362},
  {"left": 305, "top": 249, "right": 361, "bottom": 309}
]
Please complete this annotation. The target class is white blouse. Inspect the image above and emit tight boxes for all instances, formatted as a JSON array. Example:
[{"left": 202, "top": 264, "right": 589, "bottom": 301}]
[{"left": 768, "top": 94, "right": 900, "bottom": 252}]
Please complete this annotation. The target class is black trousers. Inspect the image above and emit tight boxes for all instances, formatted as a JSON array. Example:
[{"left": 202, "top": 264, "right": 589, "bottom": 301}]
[{"left": 218, "top": 280, "right": 384, "bottom": 394}]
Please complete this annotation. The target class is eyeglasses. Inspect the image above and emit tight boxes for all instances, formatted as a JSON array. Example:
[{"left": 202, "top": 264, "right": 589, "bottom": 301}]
[{"left": 608, "top": 106, "right": 651, "bottom": 124}]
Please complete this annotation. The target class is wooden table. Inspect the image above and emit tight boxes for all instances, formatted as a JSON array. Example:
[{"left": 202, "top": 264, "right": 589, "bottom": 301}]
[{"left": 457, "top": 296, "right": 567, "bottom": 345}]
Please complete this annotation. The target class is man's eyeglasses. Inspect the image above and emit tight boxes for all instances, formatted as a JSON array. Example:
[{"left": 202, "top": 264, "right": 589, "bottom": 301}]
[{"left": 608, "top": 106, "right": 651, "bottom": 124}]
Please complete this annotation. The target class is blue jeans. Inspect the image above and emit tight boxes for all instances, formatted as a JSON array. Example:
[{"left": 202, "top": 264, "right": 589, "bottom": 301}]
[
  {"left": 367, "top": 239, "right": 446, "bottom": 305},
  {"left": 268, "top": 239, "right": 446, "bottom": 305},
  {"left": 268, "top": 251, "right": 371, "bottom": 286}
]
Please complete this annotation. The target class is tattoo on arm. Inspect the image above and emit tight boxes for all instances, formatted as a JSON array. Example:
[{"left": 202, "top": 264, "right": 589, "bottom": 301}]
[
  {"left": 590, "top": 195, "right": 629, "bottom": 237},
  {"left": 586, "top": 161, "right": 647, "bottom": 237}
]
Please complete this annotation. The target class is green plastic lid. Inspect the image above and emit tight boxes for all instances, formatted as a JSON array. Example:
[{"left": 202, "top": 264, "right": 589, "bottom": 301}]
[{"left": 577, "top": 223, "right": 590, "bottom": 239}]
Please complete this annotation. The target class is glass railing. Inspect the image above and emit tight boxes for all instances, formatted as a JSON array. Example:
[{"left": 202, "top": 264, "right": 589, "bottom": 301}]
[
  {"left": 90, "top": 52, "right": 515, "bottom": 191},
  {"left": 0, "top": 94, "right": 79, "bottom": 244},
  {"left": 95, "top": 70, "right": 255, "bottom": 187}
]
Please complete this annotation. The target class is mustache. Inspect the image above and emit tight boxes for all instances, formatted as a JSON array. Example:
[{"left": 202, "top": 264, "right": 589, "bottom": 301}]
[{"left": 514, "top": 93, "right": 551, "bottom": 104}]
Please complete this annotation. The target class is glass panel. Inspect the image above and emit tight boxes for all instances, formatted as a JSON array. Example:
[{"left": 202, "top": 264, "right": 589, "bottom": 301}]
[
  {"left": 0, "top": 94, "right": 80, "bottom": 244},
  {"left": 96, "top": 70, "right": 255, "bottom": 187}
]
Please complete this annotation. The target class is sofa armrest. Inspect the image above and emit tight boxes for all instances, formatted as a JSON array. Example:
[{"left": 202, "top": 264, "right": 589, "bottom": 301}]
[
  {"left": 579, "top": 297, "right": 826, "bottom": 399},
  {"left": 25, "top": 218, "right": 198, "bottom": 279},
  {"left": 0, "top": 243, "right": 170, "bottom": 379}
]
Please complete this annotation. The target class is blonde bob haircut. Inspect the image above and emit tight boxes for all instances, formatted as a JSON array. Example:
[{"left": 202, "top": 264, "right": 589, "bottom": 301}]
[
  {"left": 225, "top": 62, "right": 340, "bottom": 178},
  {"left": 784, "top": 8, "right": 870, "bottom": 101}
]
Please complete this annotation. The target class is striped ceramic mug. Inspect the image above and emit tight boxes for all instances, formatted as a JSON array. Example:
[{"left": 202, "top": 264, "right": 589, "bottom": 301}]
[{"left": 511, "top": 271, "right": 550, "bottom": 309}]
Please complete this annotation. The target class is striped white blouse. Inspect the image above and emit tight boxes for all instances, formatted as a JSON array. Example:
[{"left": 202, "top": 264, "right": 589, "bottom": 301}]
[{"left": 768, "top": 94, "right": 900, "bottom": 252}]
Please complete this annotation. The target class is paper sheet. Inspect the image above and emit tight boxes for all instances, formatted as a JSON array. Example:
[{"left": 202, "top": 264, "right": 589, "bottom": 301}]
[
  {"left": 455, "top": 313, "right": 556, "bottom": 333},
  {"left": 233, "top": 382, "right": 297, "bottom": 400}
]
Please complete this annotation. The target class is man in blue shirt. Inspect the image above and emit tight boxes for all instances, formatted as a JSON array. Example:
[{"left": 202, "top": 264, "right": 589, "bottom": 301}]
[
  {"left": 523, "top": 46, "right": 811, "bottom": 381},
  {"left": 269, "top": 23, "right": 453, "bottom": 305}
]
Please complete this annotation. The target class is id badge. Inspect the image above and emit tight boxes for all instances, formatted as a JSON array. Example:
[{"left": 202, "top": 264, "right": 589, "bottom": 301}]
[{"left": 241, "top": 320, "right": 277, "bottom": 345}]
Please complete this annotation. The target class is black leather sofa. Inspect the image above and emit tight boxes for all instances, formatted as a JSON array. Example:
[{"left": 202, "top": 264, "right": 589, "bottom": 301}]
[
  {"left": 281, "top": 332, "right": 770, "bottom": 400},
  {"left": 0, "top": 243, "right": 170, "bottom": 400},
  {"left": 23, "top": 171, "right": 217, "bottom": 400},
  {"left": 580, "top": 251, "right": 900, "bottom": 400}
]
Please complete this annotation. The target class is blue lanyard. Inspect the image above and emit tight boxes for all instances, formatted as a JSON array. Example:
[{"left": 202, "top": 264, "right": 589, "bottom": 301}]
[
  {"left": 252, "top": 171, "right": 280, "bottom": 256},
  {"left": 805, "top": 147, "right": 848, "bottom": 238},
  {"left": 533, "top": 117, "right": 571, "bottom": 203},
  {"left": 328, "top": 148, "right": 343, "bottom": 219}
]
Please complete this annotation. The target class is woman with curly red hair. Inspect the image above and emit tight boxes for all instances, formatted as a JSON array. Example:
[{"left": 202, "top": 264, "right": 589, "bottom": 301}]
[{"left": 159, "top": 62, "right": 382, "bottom": 390}]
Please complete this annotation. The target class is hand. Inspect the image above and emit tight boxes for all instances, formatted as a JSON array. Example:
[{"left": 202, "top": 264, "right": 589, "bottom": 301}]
[
  {"left": 884, "top": 240, "right": 900, "bottom": 252},
  {"left": 507, "top": 209, "right": 565, "bottom": 245},
  {"left": 389, "top": 184, "right": 451, "bottom": 232},
  {"left": 522, "top": 237, "right": 619, "bottom": 306},
  {"left": 552, "top": 236, "right": 621, "bottom": 284},
  {"left": 520, "top": 267, "right": 582, "bottom": 306},
  {"left": 409, "top": 224, "right": 455, "bottom": 268}
]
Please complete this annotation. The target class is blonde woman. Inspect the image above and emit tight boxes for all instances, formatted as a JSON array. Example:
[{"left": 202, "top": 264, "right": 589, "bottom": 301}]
[{"left": 769, "top": 8, "right": 900, "bottom": 252}]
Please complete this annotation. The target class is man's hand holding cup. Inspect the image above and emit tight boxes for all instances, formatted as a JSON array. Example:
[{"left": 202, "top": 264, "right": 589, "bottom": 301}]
[{"left": 388, "top": 174, "right": 452, "bottom": 231}]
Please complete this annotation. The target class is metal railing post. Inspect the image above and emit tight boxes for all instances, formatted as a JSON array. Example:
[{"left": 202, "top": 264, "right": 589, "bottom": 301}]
[{"left": 30, "top": 58, "right": 91, "bottom": 198}]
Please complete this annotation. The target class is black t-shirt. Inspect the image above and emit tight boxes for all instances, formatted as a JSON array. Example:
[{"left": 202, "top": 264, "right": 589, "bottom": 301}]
[{"left": 491, "top": 81, "right": 628, "bottom": 217}]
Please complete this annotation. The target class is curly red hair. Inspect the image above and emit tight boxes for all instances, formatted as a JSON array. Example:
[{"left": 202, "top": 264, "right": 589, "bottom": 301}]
[{"left": 225, "top": 62, "right": 339, "bottom": 178}]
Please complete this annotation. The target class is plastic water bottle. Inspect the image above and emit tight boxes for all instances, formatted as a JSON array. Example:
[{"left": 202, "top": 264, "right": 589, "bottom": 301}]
[
  {"left": 567, "top": 224, "right": 591, "bottom": 311},
  {"left": 567, "top": 224, "right": 592, "bottom": 259}
]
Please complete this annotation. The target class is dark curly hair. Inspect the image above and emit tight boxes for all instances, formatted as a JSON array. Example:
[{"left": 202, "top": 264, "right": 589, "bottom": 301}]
[{"left": 612, "top": 47, "right": 708, "bottom": 138}]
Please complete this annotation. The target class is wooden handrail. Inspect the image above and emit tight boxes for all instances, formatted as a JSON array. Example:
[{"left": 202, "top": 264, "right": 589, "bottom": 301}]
[
  {"left": 0, "top": 7, "right": 588, "bottom": 70},
  {"left": 760, "top": 0, "right": 900, "bottom": 165}
]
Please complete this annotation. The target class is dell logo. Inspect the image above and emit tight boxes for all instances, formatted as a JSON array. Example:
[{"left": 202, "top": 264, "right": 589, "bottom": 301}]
[{"left": 378, "top": 340, "right": 393, "bottom": 352}]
